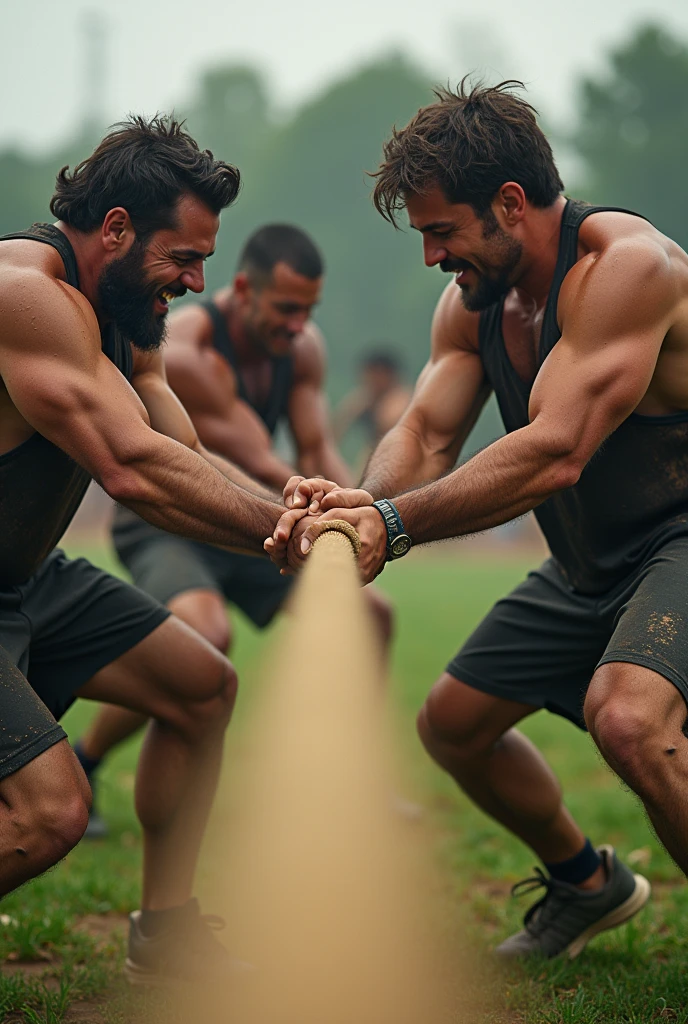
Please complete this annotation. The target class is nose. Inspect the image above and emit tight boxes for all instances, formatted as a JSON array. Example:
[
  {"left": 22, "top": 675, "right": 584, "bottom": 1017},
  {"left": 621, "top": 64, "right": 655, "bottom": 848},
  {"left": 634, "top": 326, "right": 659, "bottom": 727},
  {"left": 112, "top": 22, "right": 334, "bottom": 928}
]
[
  {"left": 180, "top": 263, "right": 206, "bottom": 294},
  {"left": 423, "top": 238, "right": 446, "bottom": 269}
]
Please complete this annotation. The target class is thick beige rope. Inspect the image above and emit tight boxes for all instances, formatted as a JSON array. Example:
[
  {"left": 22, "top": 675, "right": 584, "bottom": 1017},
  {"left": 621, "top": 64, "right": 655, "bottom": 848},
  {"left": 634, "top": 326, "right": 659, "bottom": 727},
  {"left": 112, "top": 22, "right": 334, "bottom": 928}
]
[{"left": 193, "top": 522, "right": 452, "bottom": 1023}]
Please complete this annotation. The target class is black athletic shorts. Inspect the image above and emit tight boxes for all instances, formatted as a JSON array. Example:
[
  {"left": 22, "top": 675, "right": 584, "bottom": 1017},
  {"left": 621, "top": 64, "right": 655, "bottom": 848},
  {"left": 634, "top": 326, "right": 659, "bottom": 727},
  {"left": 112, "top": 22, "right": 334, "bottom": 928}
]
[
  {"left": 447, "top": 535, "right": 688, "bottom": 729},
  {"left": 112, "top": 511, "right": 292, "bottom": 629},
  {"left": 0, "top": 549, "right": 170, "bottom": 781}
]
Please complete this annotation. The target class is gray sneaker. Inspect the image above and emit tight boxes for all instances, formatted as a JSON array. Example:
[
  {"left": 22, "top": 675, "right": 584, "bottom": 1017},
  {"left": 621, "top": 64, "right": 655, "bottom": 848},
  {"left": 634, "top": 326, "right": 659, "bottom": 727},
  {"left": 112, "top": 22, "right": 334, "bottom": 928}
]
[
  {"left": 125, "top": 899, "right": 252, "bottom": 987},
  {"left": 495, "top": 845, "right": 650, "bottom": 960}
]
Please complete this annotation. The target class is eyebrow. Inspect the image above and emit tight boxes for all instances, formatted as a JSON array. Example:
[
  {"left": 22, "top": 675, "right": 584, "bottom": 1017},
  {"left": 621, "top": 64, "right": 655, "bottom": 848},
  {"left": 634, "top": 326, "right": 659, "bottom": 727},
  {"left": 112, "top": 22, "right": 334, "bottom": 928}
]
[
  {"left": 411, "top": 221, "right": 455, "bottom": 234},
  {"left": 170, "top": 247, "right": 215, "bottom": 260}
]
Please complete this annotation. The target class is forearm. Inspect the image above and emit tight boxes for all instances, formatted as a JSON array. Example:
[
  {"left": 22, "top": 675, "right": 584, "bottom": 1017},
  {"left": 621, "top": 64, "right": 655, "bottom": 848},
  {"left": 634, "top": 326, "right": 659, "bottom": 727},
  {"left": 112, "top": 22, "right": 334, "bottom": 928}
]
[
  {"left": 201, "top": 447, "right": 283, "bottom": 501},
  {"left": 393, "top": 426, "right": 574, "bottom": 544},
  {"left": 360, "top": 422, "right": 457, "bottom": 499},
  {"left": 109, "top": 435, "right": 282, "bottom": 553}
]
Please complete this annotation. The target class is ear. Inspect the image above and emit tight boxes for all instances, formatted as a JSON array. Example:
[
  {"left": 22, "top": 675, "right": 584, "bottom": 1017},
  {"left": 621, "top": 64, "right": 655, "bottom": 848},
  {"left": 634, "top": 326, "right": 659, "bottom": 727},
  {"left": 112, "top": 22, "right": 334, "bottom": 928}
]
[
  {"left": 496, "top": 183, "right": 527, "bottom": 225},
  {"left": 101, "top": 208, "right": 136, "bottom": 253},
  {"left": 233, "top": 270, "right": 253, "bottom": 299}
]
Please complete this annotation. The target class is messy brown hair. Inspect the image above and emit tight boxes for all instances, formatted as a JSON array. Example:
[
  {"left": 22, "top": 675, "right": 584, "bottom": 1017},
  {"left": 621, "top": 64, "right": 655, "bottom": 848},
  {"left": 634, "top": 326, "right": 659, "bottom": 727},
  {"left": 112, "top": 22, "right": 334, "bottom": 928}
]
[{"left": 372, "top": 79, "right": 564, "bottom": 225}]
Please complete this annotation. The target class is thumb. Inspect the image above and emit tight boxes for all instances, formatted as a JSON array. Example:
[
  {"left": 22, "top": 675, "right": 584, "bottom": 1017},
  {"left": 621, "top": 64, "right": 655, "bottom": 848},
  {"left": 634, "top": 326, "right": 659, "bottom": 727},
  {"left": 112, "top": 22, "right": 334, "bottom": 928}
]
[
  {"left": 299, "top": 517, "right": 330, "bottom": 555},
  {"left": 299, "top": 511, "right": 347, "bottom": 555}
]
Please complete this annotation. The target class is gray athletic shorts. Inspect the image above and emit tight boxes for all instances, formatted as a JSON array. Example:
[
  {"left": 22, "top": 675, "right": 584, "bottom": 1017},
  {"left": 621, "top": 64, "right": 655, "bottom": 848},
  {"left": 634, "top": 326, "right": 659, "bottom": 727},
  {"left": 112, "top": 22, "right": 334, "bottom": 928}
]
[
  {"left": 0, "top": 549, "right": 170, "bottom": 781},
  {"left": 112, "top": 509, "right": 292, "bottom": 628},
  {"left": 447, "top": 535, "right": 688, "bottom": 729}
]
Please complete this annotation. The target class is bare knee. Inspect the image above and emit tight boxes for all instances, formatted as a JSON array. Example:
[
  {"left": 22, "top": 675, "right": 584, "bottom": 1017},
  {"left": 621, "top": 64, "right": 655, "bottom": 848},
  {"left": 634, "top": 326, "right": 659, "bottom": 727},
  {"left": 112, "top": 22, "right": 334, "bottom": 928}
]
[
  {"left": 418, "top": 674, "right": 506, "bottom": 765},
  {"left": 168, "top": 591, "right": 232, "bottom": 654},
  {"left": 32, "top": 790, "right": 90, "bottom": 865},
  {"left": 5, "top": 752, "right": 90, "bottom": 873},
  {"left": 167, "top": 648, "right": 238, "bottom": 743},
  {"left": 585, "top": 663, "right": 672, "bottom": 792}
]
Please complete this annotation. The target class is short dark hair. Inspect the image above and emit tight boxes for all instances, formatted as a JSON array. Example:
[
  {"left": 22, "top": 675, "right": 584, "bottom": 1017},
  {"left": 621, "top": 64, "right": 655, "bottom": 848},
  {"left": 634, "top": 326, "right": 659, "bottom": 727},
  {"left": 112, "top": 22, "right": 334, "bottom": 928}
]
[
  {"left": 51, "top": 114, "right": 240, "bottom": 236},
  {"left": 361, "top": 350, "right": 403, "bottom": 375},
  {"left": 238, "top": 224, "right": 324, "bottom": 285},
  {"left": 372, "top": 79, "right": 564, "bottom": 225}
]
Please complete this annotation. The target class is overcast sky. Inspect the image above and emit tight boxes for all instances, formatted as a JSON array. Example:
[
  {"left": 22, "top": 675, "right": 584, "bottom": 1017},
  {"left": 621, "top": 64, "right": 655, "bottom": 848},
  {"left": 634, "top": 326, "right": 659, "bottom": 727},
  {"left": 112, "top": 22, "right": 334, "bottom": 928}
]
[{"left": 2, "top": 0, "right": 687, "bottom": 153}]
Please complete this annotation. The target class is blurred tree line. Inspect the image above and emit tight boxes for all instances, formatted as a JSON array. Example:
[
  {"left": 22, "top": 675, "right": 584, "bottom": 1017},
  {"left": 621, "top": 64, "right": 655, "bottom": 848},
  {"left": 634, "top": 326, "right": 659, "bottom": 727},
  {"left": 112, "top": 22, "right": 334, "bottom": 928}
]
[{"left": 0, "top": 23, "right": 686, "bottom": 455}]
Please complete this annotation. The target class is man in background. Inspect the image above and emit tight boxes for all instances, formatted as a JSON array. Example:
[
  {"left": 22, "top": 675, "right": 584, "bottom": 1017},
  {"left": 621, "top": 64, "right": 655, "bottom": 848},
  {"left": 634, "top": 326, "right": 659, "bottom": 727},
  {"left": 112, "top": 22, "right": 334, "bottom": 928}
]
[
  {"left": 75, "top": 224, "right": 394, "bottom": 836},
  {"left": 334, "top": 350, "right": 411, "bottom": 453}
]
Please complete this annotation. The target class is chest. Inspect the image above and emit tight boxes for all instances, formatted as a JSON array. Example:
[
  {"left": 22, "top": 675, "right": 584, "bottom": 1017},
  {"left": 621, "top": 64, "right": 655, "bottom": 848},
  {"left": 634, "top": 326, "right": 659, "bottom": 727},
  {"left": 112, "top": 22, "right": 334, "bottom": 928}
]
[
  {"left": 501, "top": 294, "right": 550, "bottom": 385},
  {"left": 235, "top": 359, "right": 275, "bottom": 412}
]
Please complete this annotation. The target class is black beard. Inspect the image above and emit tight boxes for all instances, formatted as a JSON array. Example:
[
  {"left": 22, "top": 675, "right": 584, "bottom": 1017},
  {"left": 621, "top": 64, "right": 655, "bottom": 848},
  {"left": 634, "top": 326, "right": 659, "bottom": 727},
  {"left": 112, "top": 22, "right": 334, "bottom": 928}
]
[
  {"left": 97, "top": 240, "right": 167, "bottom": 352},
  {"left": 441, "top": 212, "right": 523, "bottom": 313}
]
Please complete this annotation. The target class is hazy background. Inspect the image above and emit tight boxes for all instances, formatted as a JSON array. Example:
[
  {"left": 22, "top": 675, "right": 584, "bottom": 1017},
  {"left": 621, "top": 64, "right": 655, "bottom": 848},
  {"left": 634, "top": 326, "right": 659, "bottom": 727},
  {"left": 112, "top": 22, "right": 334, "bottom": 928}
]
[{"left": 2, "top": 0, "right": 687, "bottom": 434}]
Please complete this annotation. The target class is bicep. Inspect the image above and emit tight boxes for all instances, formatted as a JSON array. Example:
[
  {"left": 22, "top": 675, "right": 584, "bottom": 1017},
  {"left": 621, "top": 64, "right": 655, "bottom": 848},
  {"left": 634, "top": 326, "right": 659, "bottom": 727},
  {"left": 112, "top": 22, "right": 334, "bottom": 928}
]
[
  {"left": 288, "top": 380, "right": 332, "bottom": 453},
  {"left": 529, "top": 245, "right": 674, "bottom": 461},
  {"left": 194, "top": 399, "right": 275, "bottom": 463},
  {"left": 3, "top": 342, "right": 153, "bottom": 480}
]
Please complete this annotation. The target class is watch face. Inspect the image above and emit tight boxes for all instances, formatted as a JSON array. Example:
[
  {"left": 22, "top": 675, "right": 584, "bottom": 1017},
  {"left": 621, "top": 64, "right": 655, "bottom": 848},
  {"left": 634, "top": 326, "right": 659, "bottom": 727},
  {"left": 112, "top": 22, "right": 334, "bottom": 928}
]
[{"left": 390, "top": 534, "right": 412, "bottom": 558}]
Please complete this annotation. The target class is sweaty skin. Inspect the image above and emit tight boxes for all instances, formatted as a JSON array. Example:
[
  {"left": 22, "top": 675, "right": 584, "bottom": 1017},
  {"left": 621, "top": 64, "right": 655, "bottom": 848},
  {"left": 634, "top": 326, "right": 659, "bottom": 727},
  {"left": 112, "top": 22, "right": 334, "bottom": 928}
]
[
  {"left": 0, "top": 201, "right": 285, "bottom": 552},
  {"left": 269, "top": 189, "right": 688, "bottom": 581}
]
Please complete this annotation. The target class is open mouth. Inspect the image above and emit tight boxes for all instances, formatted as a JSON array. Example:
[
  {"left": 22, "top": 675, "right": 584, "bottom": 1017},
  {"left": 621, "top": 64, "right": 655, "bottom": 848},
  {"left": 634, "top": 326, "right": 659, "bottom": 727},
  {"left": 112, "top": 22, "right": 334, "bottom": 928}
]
[{"left": 154, "top": 289, "right": 180, "bottom": 315}]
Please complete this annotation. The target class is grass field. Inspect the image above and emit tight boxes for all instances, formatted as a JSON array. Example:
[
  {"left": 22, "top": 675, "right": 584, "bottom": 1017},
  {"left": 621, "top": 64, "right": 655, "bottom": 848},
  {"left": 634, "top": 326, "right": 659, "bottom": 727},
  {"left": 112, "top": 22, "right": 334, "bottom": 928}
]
[{"left": 1, "top": 541, "right": 686, "bottom": 1023}]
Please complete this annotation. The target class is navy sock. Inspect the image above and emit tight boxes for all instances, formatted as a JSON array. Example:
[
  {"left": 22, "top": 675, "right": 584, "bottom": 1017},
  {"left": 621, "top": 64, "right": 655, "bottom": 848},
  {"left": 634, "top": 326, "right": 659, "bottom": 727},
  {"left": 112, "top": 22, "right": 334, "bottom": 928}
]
[
  {"left": 544, "top": 839, "right": 602, "bottom": 886},
  {"left": 139, "top": 899, "right": 197, "bottom": 937},
  {"left": 73, "top": 741, "right": 102, "bottom": 782}
]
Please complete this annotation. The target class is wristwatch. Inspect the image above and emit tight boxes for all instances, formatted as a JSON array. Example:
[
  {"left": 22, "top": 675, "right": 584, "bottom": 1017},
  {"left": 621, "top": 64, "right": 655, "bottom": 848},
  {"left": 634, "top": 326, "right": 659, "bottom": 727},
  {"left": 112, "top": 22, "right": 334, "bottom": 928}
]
[{"left": 371, "top": 499, "right": 412, "bottom": 560}]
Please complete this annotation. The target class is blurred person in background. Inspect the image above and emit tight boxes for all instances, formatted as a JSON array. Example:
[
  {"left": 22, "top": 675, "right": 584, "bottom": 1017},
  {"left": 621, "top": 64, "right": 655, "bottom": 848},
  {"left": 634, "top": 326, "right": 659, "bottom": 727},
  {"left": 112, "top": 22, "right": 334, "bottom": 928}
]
[
  {"left": 74, "top": 223, "right": 395, "bottom": 837},
  {"left": 333, "top": 350, "right": 411, "bottom": 454},
  {"left": 270, "top": 78, "right": 688, "bottom": 961},
  {"left": 0, "top": 116, "right": 311, "bottom": 985}
]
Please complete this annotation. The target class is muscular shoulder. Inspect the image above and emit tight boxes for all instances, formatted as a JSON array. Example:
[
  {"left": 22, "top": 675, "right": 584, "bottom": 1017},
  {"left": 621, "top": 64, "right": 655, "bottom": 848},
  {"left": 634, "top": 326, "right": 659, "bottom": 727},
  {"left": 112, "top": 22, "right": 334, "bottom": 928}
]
[
  {"left": 0, "top": 251, "right": 99, "bottom": 360},
  {"left": 431, "top": 281, "right": 481, "bottom": 357},
  {"left": 561, "top": 212, "right": 683, "bottom": 327}
]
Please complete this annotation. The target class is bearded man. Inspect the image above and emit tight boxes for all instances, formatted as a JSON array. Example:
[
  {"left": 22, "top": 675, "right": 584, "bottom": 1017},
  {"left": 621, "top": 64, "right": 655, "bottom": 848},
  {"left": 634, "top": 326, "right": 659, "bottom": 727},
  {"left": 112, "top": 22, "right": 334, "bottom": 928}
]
[{"left": 0, "top": 115, "right": 312, "bottom": 983}]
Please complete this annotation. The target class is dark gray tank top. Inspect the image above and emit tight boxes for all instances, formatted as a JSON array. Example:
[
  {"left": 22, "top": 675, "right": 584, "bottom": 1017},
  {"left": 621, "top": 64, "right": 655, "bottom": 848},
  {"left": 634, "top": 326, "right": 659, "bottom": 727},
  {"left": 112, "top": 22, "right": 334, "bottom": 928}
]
[
  {"left": 0, "top": 224, "right": 133, "bottom": 586},
  {"left": 479, "top": 199, "right": 688, "bottom": 594},
  {"left": 202, "top": 299, "right": 292, "bottom": 436}
]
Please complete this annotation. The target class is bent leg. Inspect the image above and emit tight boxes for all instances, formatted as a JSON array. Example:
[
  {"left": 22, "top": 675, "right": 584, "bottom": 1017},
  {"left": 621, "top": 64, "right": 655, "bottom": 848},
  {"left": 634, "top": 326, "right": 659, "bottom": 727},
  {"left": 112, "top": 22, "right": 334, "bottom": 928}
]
[
  {"left": 585, "top": 662, "right": 688, "bottom": 875},
  {"left": 78, "top": 588, "right": 231, "bottom": 763},
  {"left": 76, "top": 615, "right": 237, "bottom": 909},
  {"left": 0, "top": 740, "right": 89, "bottom": 896},
  {"left": 419, "top": 673, "right": 590, "bottom": 865}
]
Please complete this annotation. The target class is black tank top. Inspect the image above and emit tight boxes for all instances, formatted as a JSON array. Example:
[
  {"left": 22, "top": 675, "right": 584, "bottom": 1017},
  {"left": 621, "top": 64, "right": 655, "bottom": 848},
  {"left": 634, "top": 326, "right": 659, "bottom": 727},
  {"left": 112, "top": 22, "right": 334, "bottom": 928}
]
[
  {"left": 479, "top": 198, "right": 688, "bottom": 594},
  {"left": 0, "top": 224, "right": 133, "bottom": 586},
  {"left": 202, "top": 300, "right": 292, "bottom": 435}
]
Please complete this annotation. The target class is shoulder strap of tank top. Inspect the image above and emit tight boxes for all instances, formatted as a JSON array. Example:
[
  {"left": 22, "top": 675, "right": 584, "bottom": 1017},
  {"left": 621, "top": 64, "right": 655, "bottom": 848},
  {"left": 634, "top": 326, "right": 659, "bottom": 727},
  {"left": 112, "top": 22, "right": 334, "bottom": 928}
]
[
  {"left": 202, "top": 300, "right": 250, "bottom": 402},
  {"left": 0, "top": 223, "right": 80, "bottom": 288},
  {"left": 1, "top": 223, "right": 135, "bottom": 381},
  {"left": 539, "top": 199, "right": 650, "bottom": 354},
  {"left": 261, "top": 356, "right": 293, "bottom": 434},
  {"left": 478, "top": 296, "right": 507, "bottom": 366}
]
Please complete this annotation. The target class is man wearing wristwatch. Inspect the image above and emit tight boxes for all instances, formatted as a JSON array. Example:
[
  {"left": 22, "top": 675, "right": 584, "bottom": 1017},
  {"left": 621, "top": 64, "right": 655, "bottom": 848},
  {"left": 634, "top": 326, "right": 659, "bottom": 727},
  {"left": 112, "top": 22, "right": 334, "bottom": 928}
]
[{"left": 265, "top": 80, "right": 688, "bottom": 963}]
